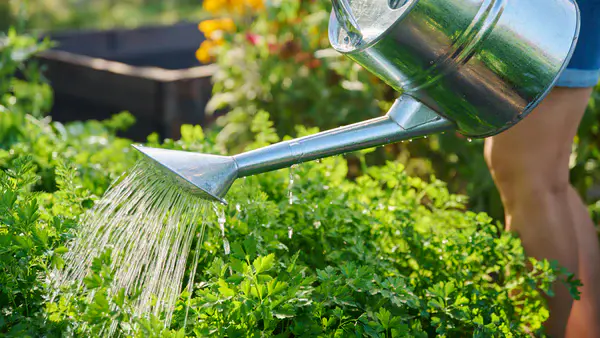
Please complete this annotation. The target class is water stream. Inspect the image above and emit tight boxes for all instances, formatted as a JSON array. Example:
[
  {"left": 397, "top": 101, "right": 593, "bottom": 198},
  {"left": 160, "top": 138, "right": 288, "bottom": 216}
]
[
  {"left": 214, "top": 205, "right": 230, "bottom": 255},
  {"left": 51, "top": 159, "right": 210, "bottom": 335},
  {"left": 287, "top": 165, "right": 297, "bottom": 238}
]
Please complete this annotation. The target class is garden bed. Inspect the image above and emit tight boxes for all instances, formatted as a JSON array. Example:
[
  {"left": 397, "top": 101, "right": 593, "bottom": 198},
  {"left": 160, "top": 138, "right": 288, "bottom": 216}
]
[{"left": 35, "top": 22, "right": 218, "bottom": 141}]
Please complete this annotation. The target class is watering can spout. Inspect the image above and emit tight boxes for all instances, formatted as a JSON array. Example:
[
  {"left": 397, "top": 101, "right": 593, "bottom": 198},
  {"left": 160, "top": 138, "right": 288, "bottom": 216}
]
[{"left": 133, "top": 96, "right": 454, "bottom": 204}]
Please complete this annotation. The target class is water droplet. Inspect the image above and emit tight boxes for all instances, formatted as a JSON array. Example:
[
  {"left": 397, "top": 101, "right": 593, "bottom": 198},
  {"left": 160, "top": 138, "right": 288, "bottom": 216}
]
[
  {"left": 214, "top": 207, "right": 229, "bottom": 255},
  {"left": 288, "top": 166, "right": 295, "bottom": 205},
  {"left": 223, "top": 238, "right": 231, "bottom": 255}
]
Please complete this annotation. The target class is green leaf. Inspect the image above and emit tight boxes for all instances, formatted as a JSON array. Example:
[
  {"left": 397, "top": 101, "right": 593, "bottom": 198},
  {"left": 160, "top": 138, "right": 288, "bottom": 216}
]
[
  {"left": 267, "top": 279, "right": 288, "bottom": 296},
  {"left": 217, "top": 279, "right": 236, "bottom": 298},
  {"left": 253, "top": 254, "right": 276, "bottom": 274},
  {"left": 54, "top": 246, "right": 69, "bottom": 255},
  {"left": 377, "top": 308, "right": 391, "bottom": 329}
]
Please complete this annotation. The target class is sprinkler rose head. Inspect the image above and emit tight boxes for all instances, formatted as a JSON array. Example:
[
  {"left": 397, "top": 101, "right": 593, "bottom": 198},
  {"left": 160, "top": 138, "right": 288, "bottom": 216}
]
[{"left": 132, "top": 145, "right": 237, "bottom": 205}]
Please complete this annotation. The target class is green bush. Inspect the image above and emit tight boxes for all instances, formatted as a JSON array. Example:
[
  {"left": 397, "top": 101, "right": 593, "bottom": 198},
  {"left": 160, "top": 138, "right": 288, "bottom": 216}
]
[{"left": 0, "top": 32, "right": 581, "bottom": 337}]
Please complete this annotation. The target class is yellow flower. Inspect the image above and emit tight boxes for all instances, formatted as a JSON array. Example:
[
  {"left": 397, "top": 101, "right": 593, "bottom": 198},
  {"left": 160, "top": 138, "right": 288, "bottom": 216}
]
[
  {"left": 196, "top": 40, "right": 217, "bottom": 63},
  {"left": 245, "top": 0, "right": 264, "bottom": 11},
  {"left": 199, "top": 18, "right": 236, "bottom": 36},
  {"left": 202, "top": 0, "right": 264, "bottom": 15},
  {"left": 197, "top": 0, "right": 264, "bottom": 64},
  {"left": 203, "top": 0, "right": 227, "bottom": 13},
  {"left": 219, "top": 18, "right": 236, "bottom": 32}
]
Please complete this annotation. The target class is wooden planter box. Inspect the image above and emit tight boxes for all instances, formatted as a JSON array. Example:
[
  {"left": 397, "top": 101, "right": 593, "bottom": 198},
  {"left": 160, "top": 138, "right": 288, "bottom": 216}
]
[{"left": 36, "top": 22, "right": 218, "bottom": 141}]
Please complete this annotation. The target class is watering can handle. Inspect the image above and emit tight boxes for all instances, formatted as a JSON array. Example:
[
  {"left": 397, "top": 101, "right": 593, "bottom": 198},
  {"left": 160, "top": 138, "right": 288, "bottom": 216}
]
[{"left": 234, "top": 95, "right": 455, "bottom": 177}]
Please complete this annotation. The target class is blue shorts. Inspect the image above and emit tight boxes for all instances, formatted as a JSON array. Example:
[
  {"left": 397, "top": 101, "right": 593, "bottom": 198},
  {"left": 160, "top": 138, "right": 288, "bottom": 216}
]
[{"left": 556, "top": 0, "right": 600, "bottom": 88}]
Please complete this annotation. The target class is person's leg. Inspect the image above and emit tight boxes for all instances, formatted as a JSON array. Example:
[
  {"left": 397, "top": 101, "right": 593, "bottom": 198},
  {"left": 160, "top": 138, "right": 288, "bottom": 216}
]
[
  {"left": 565, "top": 185, "right": 600, "bottom": 338},
  {"left": 484, "top": 87, "right": 597, "bottom": 337}
]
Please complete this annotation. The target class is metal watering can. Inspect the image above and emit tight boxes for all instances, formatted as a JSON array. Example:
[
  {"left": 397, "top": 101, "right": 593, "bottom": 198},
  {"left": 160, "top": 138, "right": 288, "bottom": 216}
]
[{"left": 134, "top": 0, "right": 580, "bottom": 204}]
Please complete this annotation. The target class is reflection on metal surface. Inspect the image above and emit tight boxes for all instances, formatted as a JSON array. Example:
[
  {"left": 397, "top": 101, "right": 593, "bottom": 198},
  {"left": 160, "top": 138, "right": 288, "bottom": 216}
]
[
  {"left": 331, "top": 0, "right": 363, "bottom": 44},
  {"left": 234, "top": 95, "right": 454, "bottom": 178},
  {"left": 389, "top": 0, "right": 409, "bottom": 9},
  {"left": 330, "top": 0, "right": 580, "bottom": 137}
]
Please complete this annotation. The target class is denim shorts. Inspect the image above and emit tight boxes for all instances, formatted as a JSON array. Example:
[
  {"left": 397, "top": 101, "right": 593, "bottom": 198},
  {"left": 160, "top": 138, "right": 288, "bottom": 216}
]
[{"left": 556, "top": 0, "right": 600, "bottom": 88}]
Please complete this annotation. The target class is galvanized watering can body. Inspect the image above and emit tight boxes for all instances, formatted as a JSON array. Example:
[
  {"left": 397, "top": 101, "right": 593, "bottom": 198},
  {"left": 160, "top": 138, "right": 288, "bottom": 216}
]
[
  {"left": 330, "top": 0, "right": 580, "bottom": 137},
  {"left": 134, "top": 0, "right": 580, "bottom": 204}
]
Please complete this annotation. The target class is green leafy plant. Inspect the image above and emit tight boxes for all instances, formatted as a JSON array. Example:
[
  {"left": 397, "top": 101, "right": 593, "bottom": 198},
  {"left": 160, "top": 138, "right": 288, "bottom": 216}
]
[
  {"left": 0, "top": 157, "right": 85, "bottom": 336},
  {"left": 172, "top": 130, "right": 578, "bottom": 337}
]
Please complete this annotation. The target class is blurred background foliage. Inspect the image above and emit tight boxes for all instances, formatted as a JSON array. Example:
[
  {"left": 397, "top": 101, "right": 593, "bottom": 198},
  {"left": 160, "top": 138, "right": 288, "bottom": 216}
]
[
  {"left": 2, "top": 0, "right": 599, "bottom": 223},
  {"left": 0, "top": 0, "right": 207, "bottom": 32}
]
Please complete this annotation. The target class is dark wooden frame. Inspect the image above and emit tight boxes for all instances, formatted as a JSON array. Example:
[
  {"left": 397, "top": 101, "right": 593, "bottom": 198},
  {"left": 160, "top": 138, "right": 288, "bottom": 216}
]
[{"left": 36, "top": 22, "right": 218, "bottom": 141}]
